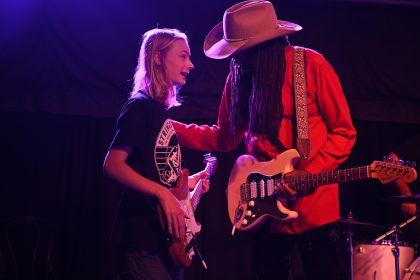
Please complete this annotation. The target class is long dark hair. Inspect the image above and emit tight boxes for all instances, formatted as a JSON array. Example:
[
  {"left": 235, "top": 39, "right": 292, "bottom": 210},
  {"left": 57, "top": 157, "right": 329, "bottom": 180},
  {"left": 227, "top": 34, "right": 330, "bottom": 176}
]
[{"left": 230, "top": 36, "right": 290, "bottom": 151}]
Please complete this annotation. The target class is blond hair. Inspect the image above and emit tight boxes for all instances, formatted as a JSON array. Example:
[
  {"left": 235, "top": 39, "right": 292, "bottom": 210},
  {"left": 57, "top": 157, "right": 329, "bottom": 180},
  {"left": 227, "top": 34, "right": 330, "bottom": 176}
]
[{"left": 132, "top": 28, "right": 188, "bottom": 107}]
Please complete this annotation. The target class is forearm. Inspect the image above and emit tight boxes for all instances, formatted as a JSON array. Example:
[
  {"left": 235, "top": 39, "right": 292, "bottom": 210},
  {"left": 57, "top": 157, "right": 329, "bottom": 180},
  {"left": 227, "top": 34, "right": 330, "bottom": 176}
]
[
  {"left": 172, "top": 120, "right": 241, "bottom": 151},
  {"left": 173, "top": 76, "right": 243, "bottom": 151},
  {"left": 394, "top": 180, "right": 413, "bottom": 196},
  {"left": 103, "top": 151, "right": 168, "bottom": 200}
]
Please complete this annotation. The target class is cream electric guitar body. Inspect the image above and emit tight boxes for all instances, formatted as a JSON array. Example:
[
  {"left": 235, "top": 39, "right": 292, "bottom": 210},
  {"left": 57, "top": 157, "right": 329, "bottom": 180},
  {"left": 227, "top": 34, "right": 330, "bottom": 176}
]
[{"left": 227, "top": 149, "right": 417, "bottom": 232}]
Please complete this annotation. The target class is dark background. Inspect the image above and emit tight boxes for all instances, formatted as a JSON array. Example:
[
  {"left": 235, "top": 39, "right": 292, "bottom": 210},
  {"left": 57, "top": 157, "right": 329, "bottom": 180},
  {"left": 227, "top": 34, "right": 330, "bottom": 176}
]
[{"left": 1, "top": 0, "right": 420, "bottom": 279}]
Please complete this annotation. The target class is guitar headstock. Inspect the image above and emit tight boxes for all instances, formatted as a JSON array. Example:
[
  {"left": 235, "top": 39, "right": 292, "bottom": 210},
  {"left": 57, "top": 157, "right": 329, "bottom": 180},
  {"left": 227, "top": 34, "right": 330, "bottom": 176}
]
[
  {"left": 203, "top": 153, "right": 218, "bottom": 176},
  {"left": 369, "top": 159, "right": 417, "bottom": 184}
]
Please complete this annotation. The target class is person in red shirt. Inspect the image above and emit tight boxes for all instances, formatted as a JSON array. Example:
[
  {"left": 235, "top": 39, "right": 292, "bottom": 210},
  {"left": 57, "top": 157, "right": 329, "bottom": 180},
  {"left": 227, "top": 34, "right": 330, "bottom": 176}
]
[{"left": 172, "top": 1, "right": 356, "bottom": 279}]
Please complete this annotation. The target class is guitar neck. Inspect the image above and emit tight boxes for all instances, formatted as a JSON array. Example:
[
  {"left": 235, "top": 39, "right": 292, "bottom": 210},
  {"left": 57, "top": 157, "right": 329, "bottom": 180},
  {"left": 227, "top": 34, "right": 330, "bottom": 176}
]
[
  {"left": 285, "top": 165, "right": 371, "bottom": 192},
  {"left": 190, "top": 180, "right": 204, "bottom": 212},
  {"left": 189, "top": 154, "right": 217, "bottom": 212}
]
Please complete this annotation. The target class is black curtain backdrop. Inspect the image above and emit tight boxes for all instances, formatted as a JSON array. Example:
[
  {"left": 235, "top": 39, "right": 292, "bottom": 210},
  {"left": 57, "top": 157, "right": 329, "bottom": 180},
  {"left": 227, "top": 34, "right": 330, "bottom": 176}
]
[
  {"left": 2, "top": 111, "right": 419, "bottom": 280},
  {"left": 1, "top": 0, "right": 420, "bottom": 121},
  {"left": 1, "top": 0, "right": 420, "bottom": 279}
]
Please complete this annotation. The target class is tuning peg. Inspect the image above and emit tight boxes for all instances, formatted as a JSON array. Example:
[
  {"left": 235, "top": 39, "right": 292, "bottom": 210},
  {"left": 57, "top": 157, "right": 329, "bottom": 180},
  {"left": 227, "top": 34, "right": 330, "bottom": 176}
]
[
  {"left": 383, "top": 156, "right": 387, "bottom": 162},
  {"left": 388, "top": 157, "right": 394, "bottom": 163},
  {"left": 399, "top": 159, "right": 405, "bottom": 165},
  {"left": 412, "top": 162, "right": 416, "bottom": 168},
  {"left": 405, "top": 160, "right": 411, "bottom": 166}
]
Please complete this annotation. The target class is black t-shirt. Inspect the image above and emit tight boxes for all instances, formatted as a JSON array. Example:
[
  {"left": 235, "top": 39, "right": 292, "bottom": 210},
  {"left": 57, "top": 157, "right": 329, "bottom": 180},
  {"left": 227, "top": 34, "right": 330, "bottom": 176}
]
[{"left": 109, "top": 93, "right": 182, "bottom": 250}]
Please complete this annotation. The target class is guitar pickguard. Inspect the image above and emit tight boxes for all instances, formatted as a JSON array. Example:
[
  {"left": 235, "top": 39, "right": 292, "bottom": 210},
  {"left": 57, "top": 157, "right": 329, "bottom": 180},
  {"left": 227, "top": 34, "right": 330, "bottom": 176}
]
[
  {"left": 181, "top": 198, "right": 201, "bottom": 258},
  {"left": 227, "top": 150, "right": 300, "bottom": 231}
]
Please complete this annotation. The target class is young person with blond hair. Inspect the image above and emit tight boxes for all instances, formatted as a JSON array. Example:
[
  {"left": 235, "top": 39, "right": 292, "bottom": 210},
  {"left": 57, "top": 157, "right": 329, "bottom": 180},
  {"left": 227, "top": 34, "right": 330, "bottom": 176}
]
[{"left": 104, "top": 28, "right": 208, "bottom": 280}]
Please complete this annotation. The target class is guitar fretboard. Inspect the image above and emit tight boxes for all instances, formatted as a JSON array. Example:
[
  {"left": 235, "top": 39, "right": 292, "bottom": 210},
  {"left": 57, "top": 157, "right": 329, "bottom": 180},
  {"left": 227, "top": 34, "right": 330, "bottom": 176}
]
[
  {"left": 286, "top": 166, "right": 371, "bottom": 192},
  {"left": 191, "top": 180, "right": 204, "bottom": 211},
  {"left": 190, "top": 158, "right": 217, "bottom": 211},
  {"left": 240, "top": 165, "right": 372, "bottom": 201}
]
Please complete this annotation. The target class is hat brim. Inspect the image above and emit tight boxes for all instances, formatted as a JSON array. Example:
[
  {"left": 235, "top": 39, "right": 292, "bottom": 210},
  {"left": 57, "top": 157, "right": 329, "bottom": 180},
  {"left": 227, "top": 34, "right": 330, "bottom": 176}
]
[{"left": 204, "top": 20, "right": 302, "bottom": 59}]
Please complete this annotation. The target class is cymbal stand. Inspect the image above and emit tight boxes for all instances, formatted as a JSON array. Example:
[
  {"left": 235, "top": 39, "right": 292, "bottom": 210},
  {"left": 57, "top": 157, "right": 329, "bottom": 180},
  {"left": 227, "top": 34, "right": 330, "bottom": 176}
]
[
  {"left": 374, "top": 214, "right": 418, "bottom": 280},
  {"left": 344, "top": 212, "right": 354, "bottom": 280},
  {"left": 346, "top": 224, "right": 354, "bottom": 280}
]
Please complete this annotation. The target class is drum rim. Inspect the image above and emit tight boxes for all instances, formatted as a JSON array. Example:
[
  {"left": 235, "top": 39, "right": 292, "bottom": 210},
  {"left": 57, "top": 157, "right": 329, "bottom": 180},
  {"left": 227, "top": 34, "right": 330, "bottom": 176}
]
[
  {"left": 402, "top": 256, "right": 420, "bottom": 280},
  {"left": 355, "top": 239, "right": 414, "bottom": 247}
]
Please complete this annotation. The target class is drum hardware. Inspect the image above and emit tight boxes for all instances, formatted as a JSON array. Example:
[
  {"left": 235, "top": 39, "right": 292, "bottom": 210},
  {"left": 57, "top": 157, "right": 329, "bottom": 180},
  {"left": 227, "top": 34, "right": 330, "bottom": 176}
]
[
  {"left": 339, "top": 212, "right": 386, "bottom": 280},
  {"left": 379, "top": 193, "right": 420, "bottom": 279},
  {"left": 341, "top": 191, "right": 419, "bottom": 279},
  {"left": 342, "top": 212, "right": 356, "bottom": 280},
  {"left": 374, "top": 213, "right": 418, "bottom": 280},
  {"left": 339, "top": 216, "right": 386, "bottom": 229},
  {"left": 382, "top": 194, "right": 420, "bottom": 204},
  {"left": 353, "top": 240, "right": 415, "bottom": 280},
  {"left": 403, "top": 256, "right": 420, "bottom": 280}
]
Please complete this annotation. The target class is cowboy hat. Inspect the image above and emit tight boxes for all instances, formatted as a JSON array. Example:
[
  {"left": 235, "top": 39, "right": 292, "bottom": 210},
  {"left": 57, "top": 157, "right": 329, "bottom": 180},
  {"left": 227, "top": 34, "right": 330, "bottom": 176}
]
[{"left": 204, "top": 0, "right": 302, "bottom": 59}]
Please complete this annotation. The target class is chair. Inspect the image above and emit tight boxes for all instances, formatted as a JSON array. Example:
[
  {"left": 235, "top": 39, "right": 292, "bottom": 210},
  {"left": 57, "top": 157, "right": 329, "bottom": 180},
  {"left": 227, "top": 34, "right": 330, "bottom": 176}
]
[{"left": 0, "top": 217, "right": 54, "bottom": 280}]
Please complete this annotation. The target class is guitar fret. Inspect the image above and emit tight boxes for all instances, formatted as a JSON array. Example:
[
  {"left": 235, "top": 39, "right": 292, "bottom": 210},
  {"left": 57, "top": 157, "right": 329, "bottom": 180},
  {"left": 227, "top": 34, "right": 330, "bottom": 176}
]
[
  {"left": 284, "top": 165, "right": 376, "bottom": 193},
  {"left": 190, "top": 155, "right": 217, "bottom": 211}
]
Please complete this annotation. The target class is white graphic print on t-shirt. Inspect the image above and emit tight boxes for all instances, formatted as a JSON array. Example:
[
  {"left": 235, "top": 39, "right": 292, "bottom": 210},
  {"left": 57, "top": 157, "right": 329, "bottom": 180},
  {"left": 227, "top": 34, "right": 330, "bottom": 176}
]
[{"left": 155, "top": 119, "right": 181, "bottom": 186}]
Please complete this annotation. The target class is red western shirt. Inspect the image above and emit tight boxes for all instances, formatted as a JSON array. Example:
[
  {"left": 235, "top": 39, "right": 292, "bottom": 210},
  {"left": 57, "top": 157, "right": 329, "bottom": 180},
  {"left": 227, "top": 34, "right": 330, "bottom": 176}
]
[{"left": 172, "top": 45, "right": 356, "bottom": 234}]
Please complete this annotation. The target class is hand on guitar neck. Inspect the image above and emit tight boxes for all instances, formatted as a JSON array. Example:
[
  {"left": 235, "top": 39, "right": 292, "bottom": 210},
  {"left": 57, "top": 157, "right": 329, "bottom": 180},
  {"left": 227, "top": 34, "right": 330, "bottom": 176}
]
[
  {"left": 188, "top": 169, "right": 211, "bottom": 193},
  {"left": 277, "top": 169, "right": 310, "bottom": 199}
]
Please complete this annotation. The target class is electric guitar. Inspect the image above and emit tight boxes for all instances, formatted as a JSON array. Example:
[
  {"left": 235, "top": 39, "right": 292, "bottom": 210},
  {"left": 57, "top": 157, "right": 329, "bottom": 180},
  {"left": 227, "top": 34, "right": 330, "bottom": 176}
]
[
  {"left": 160, "top": 153, "right": 217, "bottom": 268},
  {"left": 227, "top": 149, "right": 417, "bottom": 232}
]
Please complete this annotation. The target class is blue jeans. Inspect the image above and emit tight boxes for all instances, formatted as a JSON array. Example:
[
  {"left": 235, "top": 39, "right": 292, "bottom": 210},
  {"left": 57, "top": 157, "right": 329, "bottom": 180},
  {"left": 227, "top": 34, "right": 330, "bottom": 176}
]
[{"left": 118, "top": 249, "right": 183, "bottom": 280}]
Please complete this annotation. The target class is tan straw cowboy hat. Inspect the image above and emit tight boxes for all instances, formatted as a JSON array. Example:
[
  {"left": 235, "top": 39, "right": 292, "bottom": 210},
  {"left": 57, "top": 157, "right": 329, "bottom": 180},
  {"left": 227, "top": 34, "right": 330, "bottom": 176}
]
[{"left": 204, "top": 0, "right": 302, "bottom": 59}]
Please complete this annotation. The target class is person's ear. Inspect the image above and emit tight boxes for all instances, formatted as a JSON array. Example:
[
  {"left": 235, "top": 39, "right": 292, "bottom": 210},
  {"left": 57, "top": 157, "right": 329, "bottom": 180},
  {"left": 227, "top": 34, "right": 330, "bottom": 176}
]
[{"left": 153, "top": 51, "right": 162, "bottom": 65}]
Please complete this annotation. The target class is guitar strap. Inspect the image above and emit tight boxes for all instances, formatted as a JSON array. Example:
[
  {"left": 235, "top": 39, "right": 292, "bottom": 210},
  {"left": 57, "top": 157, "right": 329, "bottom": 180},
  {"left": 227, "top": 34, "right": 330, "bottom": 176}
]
[{"left": 292, "top": 46, "right": 311, "bottom": 160}]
